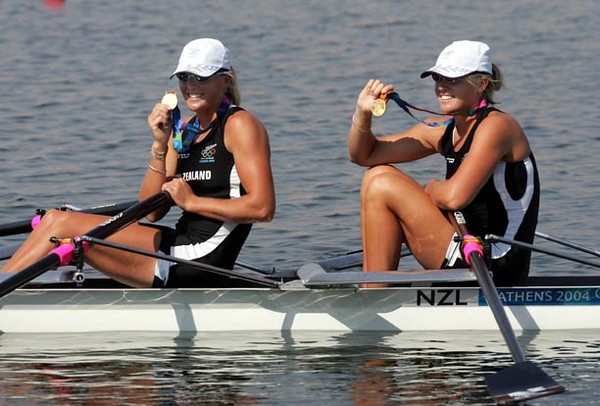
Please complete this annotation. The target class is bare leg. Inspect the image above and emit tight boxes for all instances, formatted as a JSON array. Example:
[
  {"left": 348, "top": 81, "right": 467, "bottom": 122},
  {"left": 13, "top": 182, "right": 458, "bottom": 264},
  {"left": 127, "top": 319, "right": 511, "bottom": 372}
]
[
  {"left": 1, "top": 210, "right": 161, "bottom": 287},
  {"left": 360, "top": 165, "right": 455, "bottom": 286},
  {"left": 361, "top": 166, "right": 404, "bottom": 272}
]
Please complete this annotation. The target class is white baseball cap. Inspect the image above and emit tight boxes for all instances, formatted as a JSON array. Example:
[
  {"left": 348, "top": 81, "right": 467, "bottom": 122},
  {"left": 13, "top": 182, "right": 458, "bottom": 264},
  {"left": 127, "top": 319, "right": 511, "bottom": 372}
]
[
  {"left": 420, "top": 40, "right": 492, "bottom": 79},
  {"left": 171, "top": 38, "right": 231, "bottom": 78}
]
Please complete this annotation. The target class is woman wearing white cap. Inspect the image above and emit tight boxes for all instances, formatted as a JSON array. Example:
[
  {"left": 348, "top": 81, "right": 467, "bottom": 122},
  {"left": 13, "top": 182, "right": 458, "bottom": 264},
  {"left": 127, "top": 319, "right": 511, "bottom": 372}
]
[
  {"left": 3, "top": 38, "right": 275, "bottom": 288},
  {"left": 139, "top": 37, "right": 275, "bottom": 288},
  {"left": 348, "top": 40, "right": 539, "bottom": 287}
]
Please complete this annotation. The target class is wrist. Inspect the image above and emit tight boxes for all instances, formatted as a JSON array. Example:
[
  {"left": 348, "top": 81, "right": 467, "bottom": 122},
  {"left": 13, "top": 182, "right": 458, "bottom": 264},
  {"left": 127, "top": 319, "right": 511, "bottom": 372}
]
[
  {"left": 152, "top": 140, "right": 168, "bottom": 151},
  {"left": 351, "top": 113, "right": 372, "bottom": 133},
  {"left": 150, "top": 143, "right": 168, "bottom": 161},
  {"left": 148, "top": 163, "right": 166, "bottom": 174}
]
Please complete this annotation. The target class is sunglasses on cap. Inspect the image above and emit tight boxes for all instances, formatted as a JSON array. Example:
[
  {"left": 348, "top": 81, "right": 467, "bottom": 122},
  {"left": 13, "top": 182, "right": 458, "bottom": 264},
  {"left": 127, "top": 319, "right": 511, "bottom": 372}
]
[
  {"left": 430, "top": 73, "right": 463, "bottom": 84},
  {"left": 176, "top": 70, "right": 227, "bottom": 84}
]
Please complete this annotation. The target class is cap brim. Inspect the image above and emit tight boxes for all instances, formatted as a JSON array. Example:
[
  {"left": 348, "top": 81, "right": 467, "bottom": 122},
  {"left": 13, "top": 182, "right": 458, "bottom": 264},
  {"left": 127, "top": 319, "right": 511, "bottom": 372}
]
[
  {"left": 420, "top": 65, "right": 473, "bottom": 79},
  {"left": 170, "top": 65, "right": 224, "bottom": 79}
]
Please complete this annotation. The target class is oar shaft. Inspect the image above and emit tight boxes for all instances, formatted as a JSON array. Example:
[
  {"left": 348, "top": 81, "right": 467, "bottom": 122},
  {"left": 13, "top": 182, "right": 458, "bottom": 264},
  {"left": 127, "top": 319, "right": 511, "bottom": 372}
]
[
  {"left": 535, "top": 231, "right": 600, "bottom": 257},
  {"left": 468, "top": 250, "right": 526, "bottom": 363},
  {"left": 0, "top": 254, "right": 61, "bottom": 297},
  {"left": 487, "top": 234, "right": 600, "bottom": 269},
  {"left": 81, "top": 236, "right": 280, "bottom": 288},
  {"left": 0, "top": 200, "right": 138, "bottom": 237},
  {"left": 83, "top": 194, "right": 170, "bottom": 240},
  {"left": 452, "top": 212, "right": 526, "bottom": 363},
  {"left": 0, "top": 193, "right": 171, "bottom": 299}
]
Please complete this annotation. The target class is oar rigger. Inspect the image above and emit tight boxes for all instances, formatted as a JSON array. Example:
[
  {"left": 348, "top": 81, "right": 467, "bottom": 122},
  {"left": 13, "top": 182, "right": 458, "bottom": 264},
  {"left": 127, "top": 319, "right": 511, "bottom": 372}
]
[
  {"left": 77, "top": 235, "right": 281, "bottom": 288},
  {"left": 49, "top": 236, "right": 90, "bottom": 284}
]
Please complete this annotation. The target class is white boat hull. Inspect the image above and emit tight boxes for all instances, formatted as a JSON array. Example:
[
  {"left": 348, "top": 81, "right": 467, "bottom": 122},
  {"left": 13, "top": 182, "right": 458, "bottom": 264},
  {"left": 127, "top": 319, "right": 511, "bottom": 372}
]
[{"left": 1, "top": 282, "right": 598, "bottom": 334}]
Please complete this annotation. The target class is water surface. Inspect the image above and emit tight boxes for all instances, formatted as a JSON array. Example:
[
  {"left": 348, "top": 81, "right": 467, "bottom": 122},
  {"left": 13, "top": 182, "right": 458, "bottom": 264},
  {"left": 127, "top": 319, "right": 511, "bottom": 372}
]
[{"left": 0, "top": 0, "right": 599, "bottom": 404}]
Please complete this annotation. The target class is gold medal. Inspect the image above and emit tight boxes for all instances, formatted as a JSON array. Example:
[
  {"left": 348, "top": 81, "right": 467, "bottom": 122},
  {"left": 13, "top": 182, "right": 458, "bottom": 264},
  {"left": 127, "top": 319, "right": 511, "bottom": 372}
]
[
  {"left": 161, "top": 91, "right": 178, "bottom": 109},
  {"left": 371, "top": 98, "right": 387, "bottom": 117}
]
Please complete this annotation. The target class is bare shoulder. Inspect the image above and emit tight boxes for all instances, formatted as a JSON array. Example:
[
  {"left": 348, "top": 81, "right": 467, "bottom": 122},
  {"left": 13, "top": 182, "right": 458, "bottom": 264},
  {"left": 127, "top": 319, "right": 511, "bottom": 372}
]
[
  {"left": 226, "top": 109, "right": 267, "bottom": 134},
  {"left": 224, "top": 109, "right": 270, "bottom": 151},
  {"left": 482, "top": 109, "right": 524, "bottom": 133},
  {"left": 478, "top": 109, "right": 530, "bottom": 161}
]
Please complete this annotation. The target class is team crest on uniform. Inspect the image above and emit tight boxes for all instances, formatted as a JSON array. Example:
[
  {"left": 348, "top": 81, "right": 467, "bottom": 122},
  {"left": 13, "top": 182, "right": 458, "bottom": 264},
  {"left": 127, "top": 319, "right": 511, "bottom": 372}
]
[{"left": 199, "top": 143, "right": 217, "bottom": 163}]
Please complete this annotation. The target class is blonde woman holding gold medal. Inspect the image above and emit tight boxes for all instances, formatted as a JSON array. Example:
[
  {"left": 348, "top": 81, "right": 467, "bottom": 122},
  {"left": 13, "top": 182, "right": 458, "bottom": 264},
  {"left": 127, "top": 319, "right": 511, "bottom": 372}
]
[
  {"left": 3, "top": 38, "right": 275, "bottom": 289},
  {"left": 348, "top": 40, "right": 539, "bottom": 287}
]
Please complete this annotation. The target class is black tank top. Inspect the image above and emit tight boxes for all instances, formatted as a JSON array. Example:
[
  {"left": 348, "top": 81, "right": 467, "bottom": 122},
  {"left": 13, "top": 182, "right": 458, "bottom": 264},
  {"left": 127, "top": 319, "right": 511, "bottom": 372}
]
[
  {"left": 174, "top": 106, "right": 250, "bottom": 243},
  {"left": 441, "top": 108, "right": 540, "bottom": 259}
]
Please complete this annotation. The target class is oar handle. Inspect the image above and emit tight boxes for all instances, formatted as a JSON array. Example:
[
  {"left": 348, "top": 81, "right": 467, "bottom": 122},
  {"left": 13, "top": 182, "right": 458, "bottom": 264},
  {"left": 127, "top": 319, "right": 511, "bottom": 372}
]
[{"left": 451, "top": 211, "right": 527, "bottom": 364}]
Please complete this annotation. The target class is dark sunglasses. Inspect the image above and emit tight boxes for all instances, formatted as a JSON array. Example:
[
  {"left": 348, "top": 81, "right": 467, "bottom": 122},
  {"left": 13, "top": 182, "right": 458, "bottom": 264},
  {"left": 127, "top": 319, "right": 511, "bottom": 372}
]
[
  {"left": 176, "top": 71, "right": 225, "bottom": 83},
  {"left": 431, "top": 73, "right": 463, "bottom": 84}
]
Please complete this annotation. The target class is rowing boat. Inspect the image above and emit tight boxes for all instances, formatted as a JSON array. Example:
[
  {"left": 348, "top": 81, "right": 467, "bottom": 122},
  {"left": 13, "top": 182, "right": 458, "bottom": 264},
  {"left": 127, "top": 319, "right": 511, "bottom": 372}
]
[
  {"left": 1, "top": 209, "right": 598, "bottom": 335},
  {"left": 2, "top": 204, "right": 593, "bottom": 402},
  {"left": 0, "top": 262, "right": 598, "bottom": 334},
  {"left": 2, "top": 200, "right": 598, "bottom": 335}
]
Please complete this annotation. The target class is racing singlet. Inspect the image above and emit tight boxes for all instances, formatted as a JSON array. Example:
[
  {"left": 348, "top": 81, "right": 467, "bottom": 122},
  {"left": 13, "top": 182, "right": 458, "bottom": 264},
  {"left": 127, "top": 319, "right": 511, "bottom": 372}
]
[
  {"left": 169, "top": 106, "right": 252, "bottom": 271},
  {"left": 440, "top": 107, "right": 540, "bottom": 262}
]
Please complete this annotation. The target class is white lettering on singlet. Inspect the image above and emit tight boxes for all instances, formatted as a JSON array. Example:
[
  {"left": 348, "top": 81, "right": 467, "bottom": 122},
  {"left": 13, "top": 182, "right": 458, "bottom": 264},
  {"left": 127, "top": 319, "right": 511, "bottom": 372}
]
[{"left": 182, "top": 171, "right": 212, "bottom": 181}]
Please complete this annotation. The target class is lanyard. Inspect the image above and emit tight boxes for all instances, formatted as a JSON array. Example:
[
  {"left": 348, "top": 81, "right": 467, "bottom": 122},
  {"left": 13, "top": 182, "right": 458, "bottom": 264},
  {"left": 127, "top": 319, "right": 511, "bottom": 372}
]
[
  {"left": 378, "top": 92, "right": 486, "bottom": 127},
  {"left": 171, "top": 99, "right": 231, "bottom": 153}
]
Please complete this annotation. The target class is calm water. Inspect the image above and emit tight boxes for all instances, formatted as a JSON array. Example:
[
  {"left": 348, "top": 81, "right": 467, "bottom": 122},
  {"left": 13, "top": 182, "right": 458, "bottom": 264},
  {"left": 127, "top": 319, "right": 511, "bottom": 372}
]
[{"left": 1, "top": 0, "right": 599, "bottom": 404}]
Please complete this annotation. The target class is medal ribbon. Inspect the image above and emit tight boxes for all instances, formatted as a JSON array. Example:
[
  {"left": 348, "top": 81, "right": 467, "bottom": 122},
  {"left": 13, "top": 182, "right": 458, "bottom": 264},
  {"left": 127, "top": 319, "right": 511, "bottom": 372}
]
[
  {"left": 171, "top": 98, "right": 231, "bottom": 153},
  {"left": 385, "top": 92, "right": 486, "bottom": 127}
]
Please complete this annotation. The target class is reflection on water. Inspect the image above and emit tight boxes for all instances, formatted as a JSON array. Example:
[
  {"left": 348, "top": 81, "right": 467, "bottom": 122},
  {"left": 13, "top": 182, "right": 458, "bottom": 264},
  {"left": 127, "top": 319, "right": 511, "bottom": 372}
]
[{"left": 0, "top": 330, "right": 598, "bottom": 405}]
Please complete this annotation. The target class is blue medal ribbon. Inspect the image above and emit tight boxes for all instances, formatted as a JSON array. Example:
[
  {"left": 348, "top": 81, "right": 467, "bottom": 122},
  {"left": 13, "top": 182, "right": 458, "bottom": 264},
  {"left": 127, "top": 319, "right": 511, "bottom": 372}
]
[
  {"left": 386, "top": 92, "right": 486, "bottom": 127},
  {"left": 171, "top": 99, "right": 231, "bottom": 153}
]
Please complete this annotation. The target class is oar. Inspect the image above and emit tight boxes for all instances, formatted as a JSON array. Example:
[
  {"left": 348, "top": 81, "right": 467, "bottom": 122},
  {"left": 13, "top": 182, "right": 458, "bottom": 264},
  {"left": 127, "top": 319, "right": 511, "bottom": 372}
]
[
  {"left": 451, "top": 211, "right": 565, "bottom": 404},
  {"left": 535, "top": 231, "right": 600, "bottom": 258},
  {"left": 79, "top": 236, "right": 280, "bottom": 288},
  {"left": 486, "top": 234, "right": 600, "bottom": 269},
  {"left": 0, "top": 200, "right": 139, "bottom": 261},
  {"left": 0, "top": 200, "right": 138, "bottom": 237},
  {"left": 0, "top": 193, "right": 171, "bottom": 299}
]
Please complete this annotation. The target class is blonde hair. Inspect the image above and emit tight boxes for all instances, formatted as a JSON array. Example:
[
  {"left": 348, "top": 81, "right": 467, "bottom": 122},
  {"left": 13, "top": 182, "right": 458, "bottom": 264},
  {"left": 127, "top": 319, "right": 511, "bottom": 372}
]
[
  {"left": 224, "top": 67, "right": 241, "bottom": 106},
  {"left": 467, "top": 63, "right": 503, "bottom": 105}
]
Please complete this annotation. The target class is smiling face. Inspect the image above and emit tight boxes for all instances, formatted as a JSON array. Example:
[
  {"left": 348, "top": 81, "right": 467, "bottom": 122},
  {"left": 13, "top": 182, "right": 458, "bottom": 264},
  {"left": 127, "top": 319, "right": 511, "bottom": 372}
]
[
  {"left": 177, "top": 72, "right": 230, "bottom": 114},
  {"left": 432, "top": 73, "right": 489, "bottom": 115}
]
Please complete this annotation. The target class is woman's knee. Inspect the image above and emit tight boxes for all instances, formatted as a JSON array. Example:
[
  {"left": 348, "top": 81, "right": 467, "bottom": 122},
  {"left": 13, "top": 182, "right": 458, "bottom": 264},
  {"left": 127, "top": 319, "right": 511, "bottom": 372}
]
[
  {"left": 362, "top": 165, "right": 396, "bottom": 183},
  {"left": 361, "top": 165, "right": 410, "bottom": 200},
  {"left": 363, "top": 166, "right": 391, "bottom": 192},
  {"left": 38, "top": 210, "right": 96, "bottom": 237},
  {"left": 38, "top": 210, "right": 71, "bottom": 233}
]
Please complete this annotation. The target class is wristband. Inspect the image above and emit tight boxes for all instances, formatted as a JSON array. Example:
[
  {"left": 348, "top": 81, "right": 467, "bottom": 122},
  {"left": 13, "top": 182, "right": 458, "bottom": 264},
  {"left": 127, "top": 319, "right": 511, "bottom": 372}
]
[{"left": 150, "top": 146, "right": 167, "bottom": 161}]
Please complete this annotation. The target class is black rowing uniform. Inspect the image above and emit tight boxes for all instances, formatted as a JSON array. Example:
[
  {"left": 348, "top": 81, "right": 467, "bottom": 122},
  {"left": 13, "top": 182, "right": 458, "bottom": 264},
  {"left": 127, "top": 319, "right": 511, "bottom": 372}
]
[
  {"left": 440, "top": 107, "right": 540, "bottom": 286},
  {"left": 153, "top": 106, "right": 252, "bottom": 287}
]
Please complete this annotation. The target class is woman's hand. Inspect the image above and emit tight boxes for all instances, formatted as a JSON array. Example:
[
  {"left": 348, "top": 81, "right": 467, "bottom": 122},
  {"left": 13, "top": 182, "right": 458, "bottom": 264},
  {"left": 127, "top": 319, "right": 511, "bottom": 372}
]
[
  {"left": 356, "top": 79, "right": 395, "bottom": 114},
  {"left": 161, "top": 178, "right": 192, "bottom": 210},
  {"left": 147, "top": 103, "right": 173, "bottom": 147}
]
